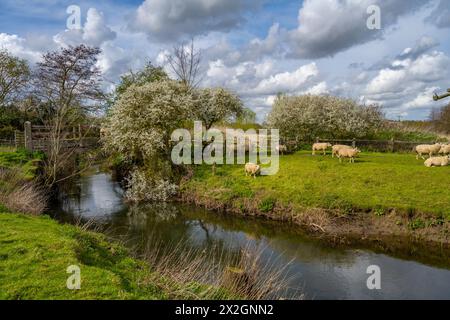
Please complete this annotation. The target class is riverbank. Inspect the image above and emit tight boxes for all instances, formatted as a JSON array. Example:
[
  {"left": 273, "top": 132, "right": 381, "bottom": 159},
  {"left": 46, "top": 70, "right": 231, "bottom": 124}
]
[
  {"left": 180, "top": 151, "right": 450, "bottom": 251},
  {"left": 0, "top": 212, "right": 231, "bottom": 299}
]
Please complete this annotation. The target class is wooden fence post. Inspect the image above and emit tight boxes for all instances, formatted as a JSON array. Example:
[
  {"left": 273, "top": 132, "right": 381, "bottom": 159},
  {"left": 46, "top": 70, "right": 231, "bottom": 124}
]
[
  {"left": 389, "top": 138, "right": 395, "bottom": 153},
  {"left": 352, "top": 138, "right": 356, "bottom": 148},
  {"left": 24, "top": 121, "right": 32, "bottom": 151}
]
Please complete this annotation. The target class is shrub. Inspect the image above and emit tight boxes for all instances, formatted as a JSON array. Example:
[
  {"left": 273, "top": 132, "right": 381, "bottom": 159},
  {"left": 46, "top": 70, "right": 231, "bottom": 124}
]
[{"left": 267, "top": 94, "right": 384, "bottom": 141}]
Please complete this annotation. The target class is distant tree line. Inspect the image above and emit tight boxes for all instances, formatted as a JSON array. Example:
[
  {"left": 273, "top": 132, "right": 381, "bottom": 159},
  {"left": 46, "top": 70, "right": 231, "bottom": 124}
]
[{"left": 430, "top": 104, "right": 450, "bottom": 134}]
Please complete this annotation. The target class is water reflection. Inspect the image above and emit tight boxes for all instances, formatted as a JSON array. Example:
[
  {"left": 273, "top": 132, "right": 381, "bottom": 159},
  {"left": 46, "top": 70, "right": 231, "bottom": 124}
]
[{"left": 51, "top": 172, "right": 450, "bottom": 300}]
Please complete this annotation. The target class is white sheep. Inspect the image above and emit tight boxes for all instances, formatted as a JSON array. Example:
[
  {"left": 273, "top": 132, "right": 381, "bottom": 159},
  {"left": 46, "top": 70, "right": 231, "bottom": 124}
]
[
  {"left": 245, "top": 163, "right": 261, "bottom": 178},
  {"left": 332, "top": 145, "right": 352, "bottom": 158},
  {"left": 276, "top": 144, "right": 288, "bottom": 155},
  {"left": 415, "top": 143, "right": 441, "bottom": 160},
  {"left": 424, "top": 156, "right": 450, "bottom": 167},
  {"left": 439, "top": 144, "right": 450, "bottom": 156},
  {"left": 337, "top": 147, "right": 361, "bottom": 163},
  {"left": 312, "top": 143, "right": 332, "bottom": 156}
]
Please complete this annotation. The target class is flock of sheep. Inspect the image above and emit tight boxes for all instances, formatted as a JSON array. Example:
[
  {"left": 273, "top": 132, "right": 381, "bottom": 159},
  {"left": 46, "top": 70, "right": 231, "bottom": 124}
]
[
  {"left": 312, "top": 142, "right": 450, "bottom": 167},
  {"left": 415, "top": 143, "right": 450, "bottom": 167},
  {"left": 244, "top": 142, "right": 450, "bottom": 178}
]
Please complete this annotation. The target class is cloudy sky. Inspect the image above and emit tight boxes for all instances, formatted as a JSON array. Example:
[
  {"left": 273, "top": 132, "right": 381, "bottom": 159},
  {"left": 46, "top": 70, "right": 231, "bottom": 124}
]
[{"left": 1, "top": 0, "right": 449, "bottom": 121}]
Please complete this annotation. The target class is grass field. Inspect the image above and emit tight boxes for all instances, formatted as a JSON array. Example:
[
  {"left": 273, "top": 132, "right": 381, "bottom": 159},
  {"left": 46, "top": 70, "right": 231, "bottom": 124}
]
[
  {"left": 0, "top": 213, "right": 228, "bottom": 300},
  {"left": 183, "top": 151, "right": 450, "bottom": 217}
]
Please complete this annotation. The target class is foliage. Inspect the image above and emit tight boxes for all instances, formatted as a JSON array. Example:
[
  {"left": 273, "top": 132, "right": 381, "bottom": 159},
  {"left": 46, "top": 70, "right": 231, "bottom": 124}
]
[
  {"left": 193, "top": 87, "right": 243, "bottom": 129},
  {"left": 237, "top": 107, "right": 257, "bottom": 124},
  {"left": 0, "top": 50, "right": 30, "bottom": 106},
  {"left": 104, "top": 80, "right": 194, "bottom": 200},
  {"left": 184, "top": 151, "right": 450, "bottom": 217},
  {"left": 105, "top": 80, "right": 193, "bottom": 160},
  {"left": 0, "top": 105, "right": 40, "bottom": 138},
  {"left": 267, "top": 95, "right": 385, "bottom": 140},
  {"left": 114, "top": 61, "right": 168, "bottom": 102}
]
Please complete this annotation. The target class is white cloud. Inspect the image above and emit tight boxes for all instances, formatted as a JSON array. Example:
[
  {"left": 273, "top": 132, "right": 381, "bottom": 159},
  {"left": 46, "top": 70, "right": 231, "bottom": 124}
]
[
  {"left": 253, "top": 63, "right": 319, "bottom": 94},
  {"left": 54, "top": 8, "right": 116, "bottom": 47},
  {"left": 0, "top": 33, "right": 41, "bottom": 63},
  {"left": 287, "top": 0, "right": 430, "bottom": 59},
  {"left": 402, "top": 86, "right": 439, "bottom": 110}
]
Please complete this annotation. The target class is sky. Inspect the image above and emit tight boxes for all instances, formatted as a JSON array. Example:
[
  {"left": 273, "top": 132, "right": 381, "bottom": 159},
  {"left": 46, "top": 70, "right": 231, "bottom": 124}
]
[{"left": 1, "top": 0, "right": 449, "bottom": 121}]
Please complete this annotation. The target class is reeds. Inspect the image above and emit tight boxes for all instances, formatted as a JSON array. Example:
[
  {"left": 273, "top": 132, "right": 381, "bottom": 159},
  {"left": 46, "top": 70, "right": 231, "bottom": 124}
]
[{"left": 0, "top": 168, "right": 47, "bottom": 215}]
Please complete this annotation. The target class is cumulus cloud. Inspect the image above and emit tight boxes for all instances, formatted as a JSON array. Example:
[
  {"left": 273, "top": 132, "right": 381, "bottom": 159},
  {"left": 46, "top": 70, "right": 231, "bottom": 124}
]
[
  {"left": 54, "top": 8, "right": 116, "bottom": 47},
  {"left": 129, "top": 0, "right": 263, "bottom": 42},
  {"left": 363, "top": 44, "right": 450, "bottom": 117},
  {"left": 287, "top": 0, "right": 430, "bottom": 59},
  {"left": 0, "top": 33, "right": 41, "bottom": 63},
  {"left": 253, "top": 63, "right": 319, "bottom": 95}
]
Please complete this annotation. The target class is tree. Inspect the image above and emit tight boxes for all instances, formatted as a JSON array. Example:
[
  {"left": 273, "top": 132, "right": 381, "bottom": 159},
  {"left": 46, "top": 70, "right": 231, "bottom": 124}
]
[
  {"left": 167, "top": 39, "right": 202, "bottom": 90},
  {"left": 114, "top": 61, "right": 168, "bottom": 101},
  {"left": 193, "top": 88, "right": 243, "bottom": 130},
  {"left": 104, "top": 80, "right": 194, "bottom": 202},
  {"left": 32, "top": 45, "right": 104, "bottom": 186},
  {"left": 267, "top": 94, "right": 384, "bottom": 141},
  {"left": 237, "top": 107, "right": 257, "bottom": 124},
  {"left": 0, "top": 50, "right": 30, "bottom": 106}
]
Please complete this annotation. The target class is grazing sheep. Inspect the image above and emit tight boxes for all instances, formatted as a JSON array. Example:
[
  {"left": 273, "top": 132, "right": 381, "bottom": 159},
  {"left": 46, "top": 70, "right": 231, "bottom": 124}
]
[
  {"left": 312, "top": 143, "right": 332, "bottom": 156},
  {"left": 337, "top": 148, "right": 361, "bottom": 163},
  {"left": 276, "top": 144, "right": 288, "bottom": 155},
  {"left": 424, "top": 156, "right": 450, "bottom": 167},
  {"left": 415, "top": 143, "right": 441, "bottom": 160},
  {"left": 439, "top": 144, "right": 450, "bottom": 155},
  {"left": 332, "top": 145, "right": 352, "bottom": 158},
  {"left": 245, "top": 163, "right": 261, "bottom": 178}
]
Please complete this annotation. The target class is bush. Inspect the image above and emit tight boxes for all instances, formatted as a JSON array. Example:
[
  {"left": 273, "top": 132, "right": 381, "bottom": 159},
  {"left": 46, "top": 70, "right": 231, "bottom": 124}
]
[{"left": 267, "top": 94, "right": 384, "bottom": 141}]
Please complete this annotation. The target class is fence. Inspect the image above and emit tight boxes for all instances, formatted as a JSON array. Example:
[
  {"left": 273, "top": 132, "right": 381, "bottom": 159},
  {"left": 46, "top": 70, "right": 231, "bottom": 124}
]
[
  {"left": 1, "top": 122, "right": 100, "bottom": 153},
  {"left": 311, "top": 137, "right": 439, "bottom": 153}
]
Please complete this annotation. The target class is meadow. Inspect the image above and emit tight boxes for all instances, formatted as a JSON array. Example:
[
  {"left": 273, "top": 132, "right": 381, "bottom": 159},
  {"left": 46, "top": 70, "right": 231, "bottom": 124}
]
[{"left": 184, "top": 151, "right": 450, "bottom": 217}]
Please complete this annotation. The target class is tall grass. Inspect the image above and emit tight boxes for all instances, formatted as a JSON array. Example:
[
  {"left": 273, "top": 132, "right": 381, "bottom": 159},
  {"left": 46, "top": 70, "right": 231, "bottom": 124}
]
[
  {"left": 140, "top": 236, "right": 301, "bottom": 300},
  {"left": 0, "top": 168, "right": 47, "bottom": 215}
]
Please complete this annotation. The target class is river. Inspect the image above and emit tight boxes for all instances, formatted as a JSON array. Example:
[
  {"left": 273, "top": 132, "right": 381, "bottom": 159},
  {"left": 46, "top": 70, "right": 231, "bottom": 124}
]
[{"left": 50, "top": 170, "right": 450, "bottom": 300}]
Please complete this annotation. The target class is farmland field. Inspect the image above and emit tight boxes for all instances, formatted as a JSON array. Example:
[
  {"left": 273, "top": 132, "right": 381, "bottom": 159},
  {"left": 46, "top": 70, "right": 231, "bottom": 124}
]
[{"left": 184, "top": 151, "right": 450, "bottom": 217}]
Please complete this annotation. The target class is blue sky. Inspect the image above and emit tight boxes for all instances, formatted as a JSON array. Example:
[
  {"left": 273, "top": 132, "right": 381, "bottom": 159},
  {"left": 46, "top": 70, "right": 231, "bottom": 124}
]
[{"left": 1, "top": 0, "right": 449, "bottom": 121}]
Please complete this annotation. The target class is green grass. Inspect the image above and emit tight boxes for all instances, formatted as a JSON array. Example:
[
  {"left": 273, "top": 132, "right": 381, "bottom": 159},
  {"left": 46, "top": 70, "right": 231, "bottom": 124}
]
[
  {"left": 0, "top": 148, "right": 43, "bottom": 180},
  {"left": 183, "top": 151, "right": 450, "bottom": 217},
  {"left": 0, "top": 213, "right": 226, "bottom": 300}
]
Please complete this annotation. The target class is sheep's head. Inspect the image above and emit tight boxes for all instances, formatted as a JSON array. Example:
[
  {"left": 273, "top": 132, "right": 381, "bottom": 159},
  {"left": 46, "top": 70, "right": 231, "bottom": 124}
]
[{"left": 326, "top": 143, "right": 332, "bottom": 147}]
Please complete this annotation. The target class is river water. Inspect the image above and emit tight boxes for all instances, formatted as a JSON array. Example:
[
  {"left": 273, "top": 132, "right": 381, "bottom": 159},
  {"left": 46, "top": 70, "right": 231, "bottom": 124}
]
[{"left": 50, "top": 170, "right": 450, "bottom": 300}]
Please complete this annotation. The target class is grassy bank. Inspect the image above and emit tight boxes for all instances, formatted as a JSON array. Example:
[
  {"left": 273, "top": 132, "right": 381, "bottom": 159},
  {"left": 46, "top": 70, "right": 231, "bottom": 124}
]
[
  {"left": 0, "top": 213, "right": 228, "bottom": 300},
  {"left": 181, "top": 151, "right": 450, "bottom": 242}
]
